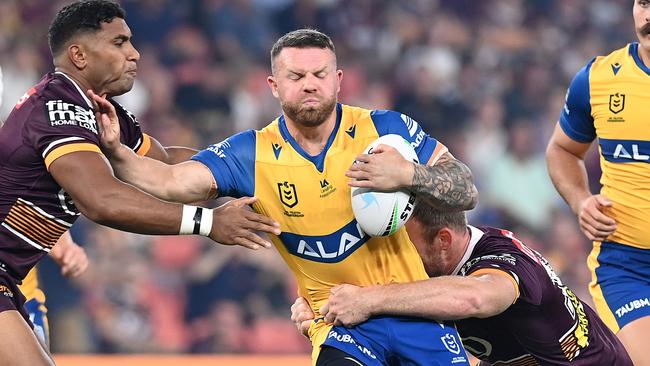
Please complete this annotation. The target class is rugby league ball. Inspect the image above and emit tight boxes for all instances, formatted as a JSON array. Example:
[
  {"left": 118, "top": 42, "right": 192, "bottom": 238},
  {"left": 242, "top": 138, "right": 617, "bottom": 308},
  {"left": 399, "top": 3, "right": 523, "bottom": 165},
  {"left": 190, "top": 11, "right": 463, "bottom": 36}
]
[{"left": 351, "top": 134, "right": 418, "bottom": 237}]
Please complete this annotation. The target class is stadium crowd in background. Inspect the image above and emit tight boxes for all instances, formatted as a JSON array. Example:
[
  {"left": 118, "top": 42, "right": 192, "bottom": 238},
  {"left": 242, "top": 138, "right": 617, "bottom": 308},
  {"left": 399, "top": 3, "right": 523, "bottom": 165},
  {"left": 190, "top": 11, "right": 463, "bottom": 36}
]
[{"left": 0, "top": 0, "right": 633, "bottom": 354}]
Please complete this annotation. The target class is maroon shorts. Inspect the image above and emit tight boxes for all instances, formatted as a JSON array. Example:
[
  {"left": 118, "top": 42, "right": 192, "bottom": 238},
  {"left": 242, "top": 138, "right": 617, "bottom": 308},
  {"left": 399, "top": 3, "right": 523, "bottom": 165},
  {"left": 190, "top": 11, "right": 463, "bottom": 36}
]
[{"left": 0, "top": 271, "right": 31, "bottom": 326}]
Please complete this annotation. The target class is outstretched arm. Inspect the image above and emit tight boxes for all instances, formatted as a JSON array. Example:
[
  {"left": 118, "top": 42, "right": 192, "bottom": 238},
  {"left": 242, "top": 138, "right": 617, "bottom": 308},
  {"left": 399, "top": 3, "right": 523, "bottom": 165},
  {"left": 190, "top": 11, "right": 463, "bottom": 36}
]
[
  {"left": 90, "top": 90, "right": 215, "bottom": 203},
  {"left": 145, "top": 136, "right": 198, "bottom": 164},
  {"left": 108, "top": 146, "right": 215, "bottom": 203},
  {"left": 51, "top": 151, "right": 278, "bottom": 249},
  {"left": 546, "top": 122, "right": 616, "bottom": 241}
]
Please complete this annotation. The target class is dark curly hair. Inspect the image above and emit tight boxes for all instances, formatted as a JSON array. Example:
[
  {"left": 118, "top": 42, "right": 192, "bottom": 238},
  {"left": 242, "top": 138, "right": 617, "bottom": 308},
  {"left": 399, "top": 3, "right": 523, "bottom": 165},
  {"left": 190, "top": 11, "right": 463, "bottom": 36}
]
[{"left": 48, "top": 0, "right": 126, "bottom": 56}]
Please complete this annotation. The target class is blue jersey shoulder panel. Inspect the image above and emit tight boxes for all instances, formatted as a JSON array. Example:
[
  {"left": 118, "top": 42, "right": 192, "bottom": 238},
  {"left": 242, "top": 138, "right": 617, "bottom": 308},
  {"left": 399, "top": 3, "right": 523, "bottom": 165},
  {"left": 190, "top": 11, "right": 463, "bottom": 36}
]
[
  {"left": 370, "top": 110, "right": 438, "bottom": 163},
  {"left": 191, "top": 130, "right": 256, "bottom": 197},
  {"left": 559, "top": 58, "right": 596, "bottom": 143},
  {"left": 630, "top": 42, "right": 650, "bottom": 76}
]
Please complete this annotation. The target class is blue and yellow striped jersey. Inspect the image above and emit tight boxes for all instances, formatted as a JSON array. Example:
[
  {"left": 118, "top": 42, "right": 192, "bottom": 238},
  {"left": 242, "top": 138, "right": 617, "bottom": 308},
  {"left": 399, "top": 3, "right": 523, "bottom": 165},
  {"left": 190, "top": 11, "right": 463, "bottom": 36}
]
[
  {"left": 561, "top": 43, "right": 650, "bottom": 249},
  {"left": 193, "top": 104, "right": 447, "bottom": 351}
]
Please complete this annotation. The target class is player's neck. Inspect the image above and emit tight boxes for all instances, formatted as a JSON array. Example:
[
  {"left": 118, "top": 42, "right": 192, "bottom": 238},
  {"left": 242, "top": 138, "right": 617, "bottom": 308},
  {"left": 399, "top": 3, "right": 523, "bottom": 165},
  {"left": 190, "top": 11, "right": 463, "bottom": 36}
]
[
  {"left": 447, "top": 227, "right": 471, "bottom": 275},
  {"left": 54, "top": 67, "right": 96, "bottom": 97},
  {"left": 284, "top": 111, "right": 337, "bottom": 156}
]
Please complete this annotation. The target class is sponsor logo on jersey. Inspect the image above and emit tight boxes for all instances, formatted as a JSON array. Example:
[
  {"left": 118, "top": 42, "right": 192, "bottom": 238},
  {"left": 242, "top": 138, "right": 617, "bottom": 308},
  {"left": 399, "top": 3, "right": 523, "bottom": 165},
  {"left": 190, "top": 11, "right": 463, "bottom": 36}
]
[
  {"left": 615, "top": 297, "right": 650, "bottom": 318},
  {"left": 558, "top": 288, "right": 589, "bottom": 360},
  {"left": 45, "top": 100, "right": 97, "bottom": 134},
  {"left": 326, "top": 330, "right": 378, "bottom": 360},
  {"left": 207, "top": 140, "right": 229, "bottom": 158},
  {"left": 609, "top": 93, "right": 625, "bottom": 114},
  {"left": 400, "top": 114, "right": 420, "bottom": 137},
  {"left": 0, "top": 285, "right": 13, "bottom": 298},
  {"left": 319, "top": 178, "right": 336, "bottom": 198},
  {"left": 278, "top": 181, "right": 298, "bottom": 208},
  {"left": 345, "top": 124, "right": 356, "bottom": 138},
  {"left": 459, "top": 253, "right": 517, "bottom": 276},
  {"left": 600, "top": 139, "right": 650, "bottom": 163},
  {"left": 16, "top": 87, "right": 36, "bottom": 109},
  {"left": 280, "top": 219, "right": 370, "bottom": 263},
  {"left": 411, "top": 129, "right": 426, "bottom": 149},
  {"left": 611, "top": 62, "right": 622, "bottom": 75},
  {"left": 563, "top": 89, "right": 571, "bottom": 116},
  {"left": 272, "top": 142, "right": 282, "bottom": 160}
]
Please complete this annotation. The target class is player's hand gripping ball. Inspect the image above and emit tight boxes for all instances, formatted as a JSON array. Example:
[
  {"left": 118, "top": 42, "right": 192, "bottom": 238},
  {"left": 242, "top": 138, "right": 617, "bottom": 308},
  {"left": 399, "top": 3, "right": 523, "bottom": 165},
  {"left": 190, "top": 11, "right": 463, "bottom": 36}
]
[{"left": 351, "top": 134, "right": 418, "bottom": 236}]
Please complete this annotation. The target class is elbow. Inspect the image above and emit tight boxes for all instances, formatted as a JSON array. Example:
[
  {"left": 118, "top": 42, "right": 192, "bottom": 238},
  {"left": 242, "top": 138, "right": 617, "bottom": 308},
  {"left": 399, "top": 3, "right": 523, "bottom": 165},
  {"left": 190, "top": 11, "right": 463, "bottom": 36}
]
[
  {"left": 454, "top": 293, "right": 485, "bottom": 319},
  {"left": 459, "top": 291, "right": 505, "bottom": 319},
  {"left": 545, "top": 142, "right": 558, "bottom": 165},
  {"left": 460, "top": 164, "right": 479, "bottom": 211},
  {"left": 466, "top": 185, "right": 479, "bottom": 210}
]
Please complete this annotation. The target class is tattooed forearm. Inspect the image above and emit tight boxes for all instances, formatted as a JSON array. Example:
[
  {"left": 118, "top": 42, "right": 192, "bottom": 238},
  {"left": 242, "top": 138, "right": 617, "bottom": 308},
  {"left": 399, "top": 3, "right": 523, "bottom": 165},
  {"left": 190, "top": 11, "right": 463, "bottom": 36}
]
[{"left": 410, "top": 154, "right": 478, "bottom": 211}]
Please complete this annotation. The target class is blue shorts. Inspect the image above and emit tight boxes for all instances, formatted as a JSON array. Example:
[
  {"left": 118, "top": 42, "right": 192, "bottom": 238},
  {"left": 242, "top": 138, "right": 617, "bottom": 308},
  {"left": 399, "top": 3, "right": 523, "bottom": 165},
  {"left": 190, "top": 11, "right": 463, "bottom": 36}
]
[
  {"left": 321, "top": 316, "right": 469, "bottom": 366},
  {"left": 588, "top": 241, "right": 650, "bottom": 332},
  {"left": 24, "top": 296, "right": 49, "bottom": 347}
]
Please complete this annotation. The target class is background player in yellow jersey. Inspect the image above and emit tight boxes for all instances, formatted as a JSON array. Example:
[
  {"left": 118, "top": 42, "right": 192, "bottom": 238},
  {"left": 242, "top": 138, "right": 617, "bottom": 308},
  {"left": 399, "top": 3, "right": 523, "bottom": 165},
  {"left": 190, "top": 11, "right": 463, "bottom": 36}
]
[
  {"left": 546, "top": 1, "right": 650, "bottom": 364},
  {"left": 95, "top": 29, "right": 478, "bottom": 365},
  {"left": 21, "top": 232, "right": 88, "bottom": 348}
]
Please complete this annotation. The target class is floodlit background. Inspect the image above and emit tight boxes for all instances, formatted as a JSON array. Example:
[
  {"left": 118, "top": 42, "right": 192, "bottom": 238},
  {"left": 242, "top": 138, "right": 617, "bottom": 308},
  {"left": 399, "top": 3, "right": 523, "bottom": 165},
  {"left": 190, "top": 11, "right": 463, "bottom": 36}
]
[{"left": 0, "top": 0, "right": 634, "bottom": 355}]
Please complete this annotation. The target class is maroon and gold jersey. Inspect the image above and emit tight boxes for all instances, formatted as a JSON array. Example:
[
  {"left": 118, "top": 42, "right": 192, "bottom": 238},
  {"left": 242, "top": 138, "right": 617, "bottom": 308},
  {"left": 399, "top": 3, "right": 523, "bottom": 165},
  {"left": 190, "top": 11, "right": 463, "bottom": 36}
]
[
  {"left": 0, "top": 72, "right": 150, "bottom": 280},
  {"left": 458, "top": 226, "right": 632, "bottom": 366}
]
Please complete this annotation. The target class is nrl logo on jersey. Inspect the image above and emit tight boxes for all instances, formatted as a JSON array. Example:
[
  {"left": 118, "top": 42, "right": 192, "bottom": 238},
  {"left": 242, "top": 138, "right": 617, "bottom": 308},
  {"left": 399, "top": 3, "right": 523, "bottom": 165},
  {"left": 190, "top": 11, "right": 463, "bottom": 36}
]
[
  {"left": 278, "top": 181, "right": 298, "bottom": 208},
  {"left": 607, "top": 92, "right": 626, "bottom": 122},
  {"left": 46, "top": 100, "right": 97, "bottom": 134},
  {"left": 609, "top": 93, "right": 625, "bottom": 114},
  {"left": 278, "top": 181, "right": 304, "bottom": 217}
]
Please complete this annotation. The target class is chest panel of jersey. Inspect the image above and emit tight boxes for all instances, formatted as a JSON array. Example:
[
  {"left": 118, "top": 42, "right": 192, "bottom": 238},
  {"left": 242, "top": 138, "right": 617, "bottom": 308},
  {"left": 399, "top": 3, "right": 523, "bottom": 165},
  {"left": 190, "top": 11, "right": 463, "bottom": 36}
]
[
  {"left": 251, "top": 105, "right": 428, "bottom": 309},
  {"left": 589, "top": 46, "right": 650, "bottom": 247}
]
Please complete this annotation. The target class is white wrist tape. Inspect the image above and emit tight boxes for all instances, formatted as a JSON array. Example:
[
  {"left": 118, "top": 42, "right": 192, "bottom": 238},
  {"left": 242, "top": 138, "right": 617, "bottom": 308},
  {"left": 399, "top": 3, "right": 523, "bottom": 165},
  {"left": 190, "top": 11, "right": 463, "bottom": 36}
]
[
  {"left": 199, "top": 208, "right": 213, "bottom": 237},
  {"left": 180, "top": 205, "right": 213, "bottom": 236}
]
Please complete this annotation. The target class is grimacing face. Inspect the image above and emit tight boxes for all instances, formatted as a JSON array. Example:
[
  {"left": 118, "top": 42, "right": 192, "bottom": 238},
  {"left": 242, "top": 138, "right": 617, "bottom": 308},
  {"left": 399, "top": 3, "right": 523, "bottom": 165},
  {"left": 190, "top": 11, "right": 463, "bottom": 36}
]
[
  {"left": 80, "top": 18, "right": 139, "bottom": 96},
  {"left": 269, "top": 47, "right": 342, "bottom": 127},
  {"left": 634, "top": 0, "right": 650, "bottom": 52}
]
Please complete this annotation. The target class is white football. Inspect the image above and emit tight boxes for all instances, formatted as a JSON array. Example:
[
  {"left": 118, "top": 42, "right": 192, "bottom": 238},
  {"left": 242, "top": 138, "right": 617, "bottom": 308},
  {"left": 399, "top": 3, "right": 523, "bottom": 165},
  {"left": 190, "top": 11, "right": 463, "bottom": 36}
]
[{"left": 351, "top": 134, "right": 418, "bottom": 237}]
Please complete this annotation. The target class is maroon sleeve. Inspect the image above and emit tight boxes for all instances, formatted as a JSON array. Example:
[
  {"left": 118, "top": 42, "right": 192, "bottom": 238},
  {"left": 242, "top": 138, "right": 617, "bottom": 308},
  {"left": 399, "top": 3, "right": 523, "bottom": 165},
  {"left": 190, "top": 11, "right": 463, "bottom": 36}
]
[{"left": 461, "top": 230, "right": 546, "bottom": 306}]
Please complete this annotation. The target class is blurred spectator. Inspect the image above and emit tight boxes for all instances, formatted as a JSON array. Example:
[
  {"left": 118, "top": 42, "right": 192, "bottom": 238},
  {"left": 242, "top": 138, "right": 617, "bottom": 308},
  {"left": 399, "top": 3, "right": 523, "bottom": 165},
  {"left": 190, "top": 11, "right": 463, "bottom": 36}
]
[{"left": 483, "top": 119, "right": 562, "bottom": 231}]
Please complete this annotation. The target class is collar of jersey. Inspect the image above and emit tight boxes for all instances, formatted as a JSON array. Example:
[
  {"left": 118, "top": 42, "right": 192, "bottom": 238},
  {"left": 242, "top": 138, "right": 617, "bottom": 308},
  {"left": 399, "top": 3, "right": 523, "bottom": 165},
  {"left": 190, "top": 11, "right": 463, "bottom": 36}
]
[
  {"left": 278, "top": 103, "right": 343, "bottom": 173},
  {"left": 54, "top": 71, "right": 94, "bottom": 108},
  {"left": 629, "top": 42, "right": 650, "bottom": 76},
  {"left": 451, "top": 225, "right": 484, "bottom": 276}
]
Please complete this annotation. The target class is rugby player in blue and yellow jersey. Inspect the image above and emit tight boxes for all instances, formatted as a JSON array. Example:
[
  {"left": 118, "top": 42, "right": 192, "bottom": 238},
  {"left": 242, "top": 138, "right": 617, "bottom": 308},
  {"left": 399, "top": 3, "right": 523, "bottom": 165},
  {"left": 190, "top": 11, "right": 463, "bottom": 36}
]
[
  {"left": 97, "top": 29, "right": 478, "bottom": 366},
  {"left": 547, "top": 1, "right": 650, "bottom": 364}
]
